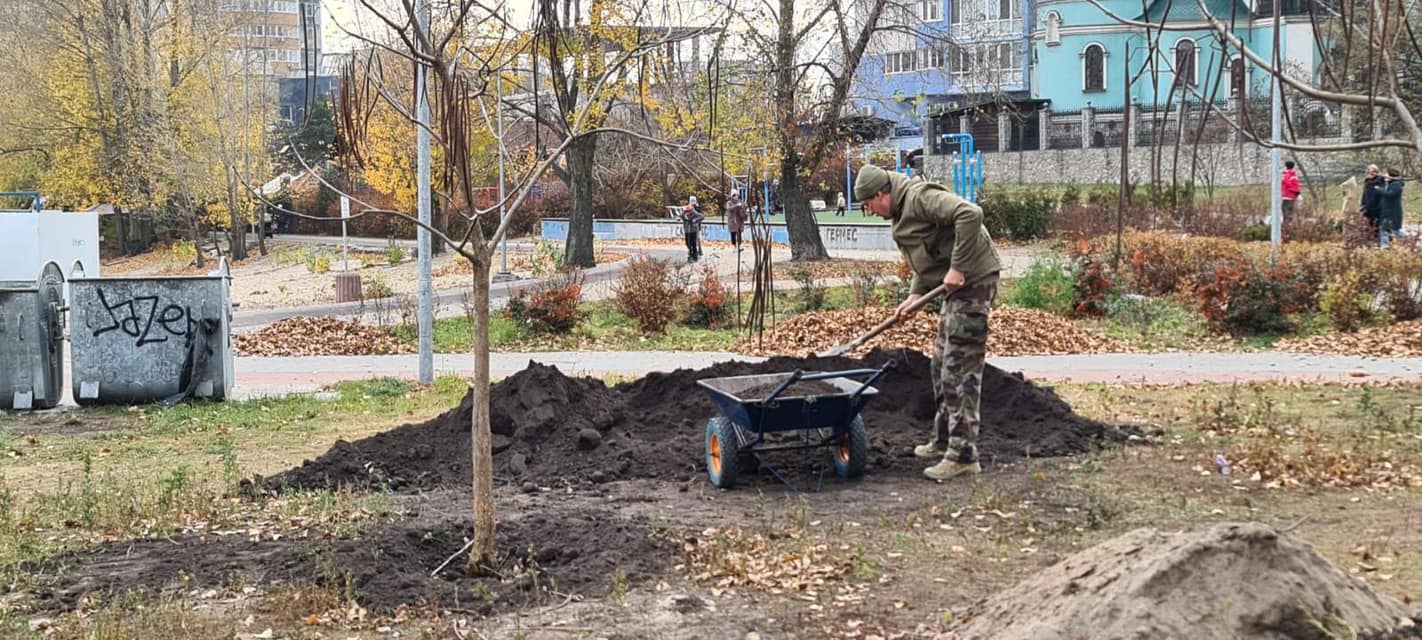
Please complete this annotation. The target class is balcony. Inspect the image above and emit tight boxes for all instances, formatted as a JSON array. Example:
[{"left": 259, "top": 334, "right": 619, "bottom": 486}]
[{"left": 951, "top": 18, "right": 1023, "bottom": 41}]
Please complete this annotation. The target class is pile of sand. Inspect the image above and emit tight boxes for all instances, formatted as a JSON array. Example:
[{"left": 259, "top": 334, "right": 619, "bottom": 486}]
[{"left": 954, "top": 523, "right": 1419, "bottom": 640}]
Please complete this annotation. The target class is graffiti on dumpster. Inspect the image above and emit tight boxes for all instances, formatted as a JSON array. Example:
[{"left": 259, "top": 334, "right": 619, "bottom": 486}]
[{"left": 91, "top": 289, "right": 196, "bottom": 347}]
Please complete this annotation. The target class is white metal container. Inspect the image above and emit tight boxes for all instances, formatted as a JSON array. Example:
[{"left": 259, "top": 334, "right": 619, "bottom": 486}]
[{"left": 0, "top": 210, "right": 101, "bottom": 282}]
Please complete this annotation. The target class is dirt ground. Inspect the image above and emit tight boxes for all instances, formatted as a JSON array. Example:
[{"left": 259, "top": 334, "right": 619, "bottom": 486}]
[{"left": 4, "top": 369, "right": 1421, "bottom": 639}]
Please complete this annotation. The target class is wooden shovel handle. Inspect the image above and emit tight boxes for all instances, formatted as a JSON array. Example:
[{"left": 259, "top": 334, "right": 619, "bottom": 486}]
[{"left": 843, "top": 283, "right": 950, "bottom": 351}]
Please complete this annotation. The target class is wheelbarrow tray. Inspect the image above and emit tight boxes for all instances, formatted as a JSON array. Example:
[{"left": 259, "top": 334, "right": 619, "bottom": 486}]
[{"left": 696, "top": 372, "right": 879, "bottom": 434}]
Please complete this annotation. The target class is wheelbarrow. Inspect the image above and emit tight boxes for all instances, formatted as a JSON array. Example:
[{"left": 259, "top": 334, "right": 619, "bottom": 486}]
[{"left": 695, "top": 362, "right": 894, "bottom": 489}]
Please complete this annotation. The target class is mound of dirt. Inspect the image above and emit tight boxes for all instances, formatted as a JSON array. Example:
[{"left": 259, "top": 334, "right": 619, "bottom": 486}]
[
  {"left": 259, "top": 349, "right": 1131, "bottom": 492},
  {"left": 33, "top": 507, "right": 667, "bottom": 615},
  {"left": 954, "top": 523, "right": 1420, "bottom": 640}
]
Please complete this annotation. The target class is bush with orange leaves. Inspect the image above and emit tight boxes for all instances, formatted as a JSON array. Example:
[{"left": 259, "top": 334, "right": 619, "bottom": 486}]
[{"left": 686, "top": 265, "right": 730, "bottom": 328}]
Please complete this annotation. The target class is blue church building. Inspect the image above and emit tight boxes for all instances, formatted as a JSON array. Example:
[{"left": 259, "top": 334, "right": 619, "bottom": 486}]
[
  {"left": 850, "top": 0, "right": 1325, "bottom": 154},
  {"left": 1034, "top": 0, "right": 1320, "bottom": 112}
]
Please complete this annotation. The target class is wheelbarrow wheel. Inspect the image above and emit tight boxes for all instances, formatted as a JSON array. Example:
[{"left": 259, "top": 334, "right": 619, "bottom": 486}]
[
  {"left": 833, "top": 416, "right": 869, "bottom": 479},
  {"left": 705, "top": 417, "right": 740, "bottom": 489}
]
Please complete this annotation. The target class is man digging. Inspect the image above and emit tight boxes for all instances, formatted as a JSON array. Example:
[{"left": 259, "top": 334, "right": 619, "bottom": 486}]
[{"left": 854, "top": 165, "right": 1001, "bottom": 482}]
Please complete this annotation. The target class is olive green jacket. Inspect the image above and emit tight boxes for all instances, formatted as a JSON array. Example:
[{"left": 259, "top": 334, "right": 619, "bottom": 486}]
[{"left": 888, "top": 173, "right": 1001, "bottom": 295}]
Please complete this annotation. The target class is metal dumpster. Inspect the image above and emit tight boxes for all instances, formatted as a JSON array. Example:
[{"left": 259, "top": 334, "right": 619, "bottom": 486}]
[
  {"left": 0, "top": 263, "right": 66, "bottom": 410},
  {"left": 68, "top": 260, "right": 234, "bottom": 405}
]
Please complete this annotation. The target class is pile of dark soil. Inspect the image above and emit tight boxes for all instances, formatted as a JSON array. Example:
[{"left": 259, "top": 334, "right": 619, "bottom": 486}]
[
  {"left": 259, "top": 349, "right": 1131, "bottom": 492},
  {"left": 953, "top": 523, "right": 1421, "bottom": 640},
  {"left": 736, "top": 379, "right": 844, "bottom": 398},
  {"left": 33, "top": 507, "right": 666, "bottom": 615}
]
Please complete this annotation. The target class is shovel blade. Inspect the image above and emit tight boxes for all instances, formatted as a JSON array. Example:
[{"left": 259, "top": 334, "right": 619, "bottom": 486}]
[{"left": 816, "top": 344, "right": 852, "bottom": 358}]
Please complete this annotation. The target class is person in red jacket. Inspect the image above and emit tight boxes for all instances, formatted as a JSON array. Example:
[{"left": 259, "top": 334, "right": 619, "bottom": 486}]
[{"left": 1280, "top": 160, "right": 1302, "bottom": 219}]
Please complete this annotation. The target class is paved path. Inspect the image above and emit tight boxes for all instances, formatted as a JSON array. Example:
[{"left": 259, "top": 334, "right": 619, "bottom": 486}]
[{"left": 227, "top": 350, "right": 1422, "bottom": 399}]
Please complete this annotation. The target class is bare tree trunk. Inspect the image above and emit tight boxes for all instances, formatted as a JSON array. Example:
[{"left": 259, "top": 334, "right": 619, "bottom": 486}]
[
  {"left": 779, "top": 161, "right": 827, "bottom": 260},
  {"left": 564, "top": 135, "right": 598, "bottom": 268},
  {"left": 468, "top": 258, "right": 496, "bottom": 569},
  {"left": 186, "top": 196, "right": 206, "bottom": 269},
  {"left": 775, "top": 0, "right": 826, "bottom": 261},
  {"left": 226, "top": 168, "right": 248, "bottom": 261}
]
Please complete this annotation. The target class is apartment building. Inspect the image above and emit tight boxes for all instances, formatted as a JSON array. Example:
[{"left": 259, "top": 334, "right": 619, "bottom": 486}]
[{"left": 223, "top": 0, "right": 321, "bottom": 80}]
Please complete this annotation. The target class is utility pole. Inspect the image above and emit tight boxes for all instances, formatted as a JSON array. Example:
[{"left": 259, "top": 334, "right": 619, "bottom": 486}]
[
  {"left": 415, "top": 0, "right": 434, "bottom": 385},
  {"left": 1269, "top": 0, "right": 1283, "bottom": 253}
]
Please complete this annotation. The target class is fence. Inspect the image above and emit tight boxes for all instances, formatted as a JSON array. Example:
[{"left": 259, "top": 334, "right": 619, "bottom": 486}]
[{"left": 1009, "top": 98, "right": 1353, "bottom": 155}]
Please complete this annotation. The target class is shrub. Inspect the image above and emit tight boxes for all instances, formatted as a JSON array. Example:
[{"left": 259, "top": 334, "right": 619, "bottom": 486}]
[
  {"left": 1059, "top": 183, "right": 1081, "bottom": 206},
  {"left": 530, "top": 238, "right": 566, "bottom": 277},
  {"left": 163, "top": 242, "right": 197, "bottom": 273},
  {"left": 1239, "top": 223, "right": 1271, "bottom": 242},
  {"left": 508, "top": 269, "right": 583, "bottom": 333},
  {"left": 362, "top": 273, "right": 394, "bottom": 300},
  {"left": 1283, "top": 210, "right": 1343, "bottom": 244},
  {"left": 1320, "top": 268, "right": 1383, "bottom": 332},
  {"left": 850, "top": 267, "right": 881, "bottom": 308},
  {"left": 305, "top": 251, "right": 332, "bottom": 274},
  {"left": 1369, "top": 250, "right": 1422, "bottom": 321},
  {"left": 686, "top": 265, "right": 730, "bottom": 328},
  {"left": 613, "top": 256, "right": 682, "bottom": 333},
  {"left": 1072, "top": 257, "right": 1114, "bottom": 316},
  {"left": 1007, "top": 256, "right": 1075, "bottom": 315},
  {"left": 981, "top": 186, "right": 1054, "bottom": 241},
  {"left": 1194, "top": 258, "right": 1309, "bottom": 335},
  {"left": 791, "top": 267, "right": 827, "bottom": 312},
  {"left": 1125, "top": 232, "right": 1240, "bottom": 296},
  {"left": 385, "top": 238, "right": 405, "bottom": 264}
]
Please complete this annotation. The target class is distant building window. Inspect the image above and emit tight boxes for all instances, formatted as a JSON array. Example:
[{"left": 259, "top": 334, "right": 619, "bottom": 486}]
[
  {"left": 1174, "top": 38, "right": 1197, "bottom": 88},
  {"left": 919, "top": 0, "right": 943, "bottom": 21},
  {"left": 920, "top": 47, "right": 946, "bottom": 69},
  {"left": 1230, "top": 57, "right": 1246, "bottom": 96},
  {"left": 950, "top": 0, "right": 964, "bottom": 24},
  {"left": 1083, "top": 43, "right": 1106, "bottom": 92},
  {"left": 1045, "top": 12, "right": 1061, "bottom": 45},
  {"left": 884, "top": 51, "right": 918, "bottom": 74}
]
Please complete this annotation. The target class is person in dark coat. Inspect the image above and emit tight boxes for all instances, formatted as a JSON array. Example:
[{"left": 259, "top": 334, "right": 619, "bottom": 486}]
[
  {"left": 726, "top": 191, "right": 747, "bottom": 247},
  {"left": 1376, "top": 168, "right": 1405, "bottom": 248},
  {"left": 681, "top": 195, "right": 705, "bottom": 261},
  {"left": 1360, "top": 164, "right": 1383, "bottom": 236}
]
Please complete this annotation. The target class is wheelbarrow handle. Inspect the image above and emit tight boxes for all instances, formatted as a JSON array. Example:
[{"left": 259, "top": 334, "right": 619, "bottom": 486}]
[
  {"left": 848, "top": 360, "right": 895, "bottom": 404},
  {"left": 761, "top": 369, "right": 805, "bottom": 403}
]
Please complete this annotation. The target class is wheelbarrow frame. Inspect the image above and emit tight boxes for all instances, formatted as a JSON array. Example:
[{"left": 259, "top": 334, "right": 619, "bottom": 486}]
[{"left": 696, "top": 361, "right": 894, "bottom": 489}]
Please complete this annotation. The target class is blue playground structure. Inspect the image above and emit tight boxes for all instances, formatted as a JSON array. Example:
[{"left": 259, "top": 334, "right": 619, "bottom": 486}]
[{"left": 940, "top": 134, "right": 983, "bottom": 204}]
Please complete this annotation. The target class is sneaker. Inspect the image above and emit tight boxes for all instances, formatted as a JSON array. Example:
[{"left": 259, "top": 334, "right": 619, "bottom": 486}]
[
  {"left": 913, "top": 442, "right": 946, "bottom": 459},
  {"left": 923, "top": 458, "right": 981, "bottom": 481}
]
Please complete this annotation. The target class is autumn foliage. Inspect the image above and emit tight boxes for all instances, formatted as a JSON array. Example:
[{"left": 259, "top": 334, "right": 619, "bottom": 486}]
[
  {"left": 613, "top": 256, "right": 682, "bottom": 334},
  {"left": 686, "top": 265, "right": 730, "bottom": 328},
  {"left": 507, "top": 270, "right": 584, "bottom": 333}
]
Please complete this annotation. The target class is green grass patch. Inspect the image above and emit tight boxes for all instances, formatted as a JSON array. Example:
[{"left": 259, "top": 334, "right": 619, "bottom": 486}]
[{"left": 1004, "top": 257, "right": 1075, "bottom": 315}]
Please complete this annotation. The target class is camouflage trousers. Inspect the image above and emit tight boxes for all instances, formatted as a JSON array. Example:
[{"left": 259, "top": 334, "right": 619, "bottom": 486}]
[{"left": 930, "top": 275, "right": 998, "bottom": 463}]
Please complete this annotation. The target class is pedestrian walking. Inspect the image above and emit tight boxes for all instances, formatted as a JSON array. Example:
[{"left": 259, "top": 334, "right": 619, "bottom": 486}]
[
  {"left": 726, "top": 191, "right": 747, "bottom": 247},
  {"left": 1281, "top": 160, "right": 1302, "bottom": 219},
  {"left": 1377, "top": 168, "right": 1405, "bottom": 248},
  {"left": 835, "top": 192, "right": 847, "bottom": 216},
  {"left": 854, "top": 165, "right": 1001, "bottom": 483},
  {"left": 1360, "top": 164, "right": 1384, "bottom": 237},
  {"left": 681, "top": 195, "right": 705, "bottom": 262}
]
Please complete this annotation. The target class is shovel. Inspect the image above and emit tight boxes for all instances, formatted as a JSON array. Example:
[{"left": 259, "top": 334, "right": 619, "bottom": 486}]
[{"left": 817, "top": 283, "right": 950, "bottom": 357}]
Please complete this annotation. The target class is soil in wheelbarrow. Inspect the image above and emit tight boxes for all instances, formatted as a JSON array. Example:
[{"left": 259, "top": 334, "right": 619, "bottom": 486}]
[
  {"left": 255, "top": 349, "right": 1134, "bottom": 493},
  {"left": 737, "top": 379, "right": 844, "bottom": 399}
]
